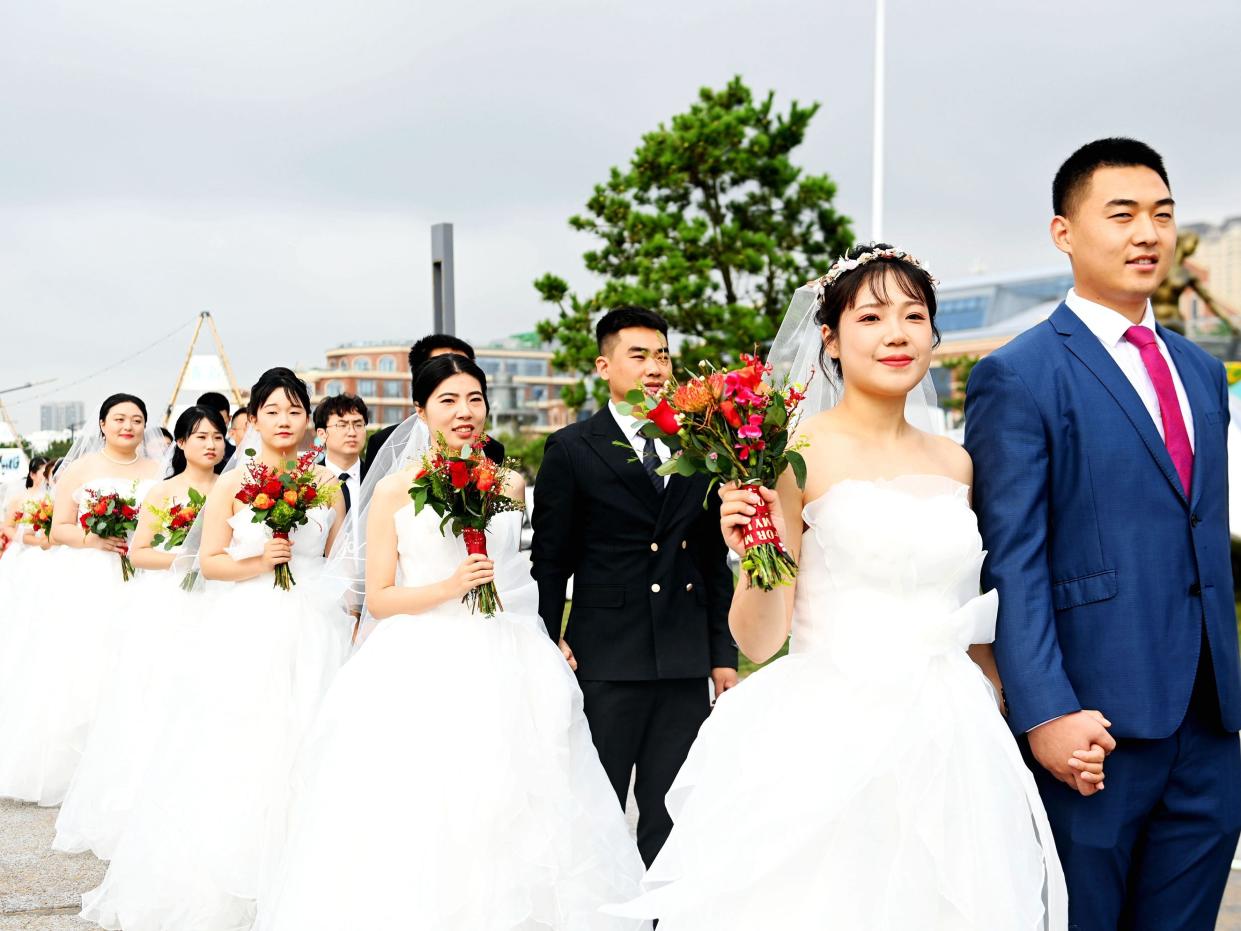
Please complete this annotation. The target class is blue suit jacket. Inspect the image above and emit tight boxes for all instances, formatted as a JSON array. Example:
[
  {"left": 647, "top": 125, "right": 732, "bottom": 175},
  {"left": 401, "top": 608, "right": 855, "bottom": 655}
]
[{"left": 964, "top": 302, "right": 1241, "bottom": 738}]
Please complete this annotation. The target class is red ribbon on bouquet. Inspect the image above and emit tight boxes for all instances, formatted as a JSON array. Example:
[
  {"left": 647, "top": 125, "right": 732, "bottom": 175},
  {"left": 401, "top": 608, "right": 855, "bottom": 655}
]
[{"left": 462, "top": 527, "right": 488, "bottom": 556}]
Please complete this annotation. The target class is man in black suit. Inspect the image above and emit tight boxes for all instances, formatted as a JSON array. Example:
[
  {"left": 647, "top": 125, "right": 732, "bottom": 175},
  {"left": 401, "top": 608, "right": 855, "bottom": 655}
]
[
  {"left": 361, "top": 334, "right": 505, "bottom": 479},
  {"left": 531, "top": 306, "right": 738, "bottom": 867}
]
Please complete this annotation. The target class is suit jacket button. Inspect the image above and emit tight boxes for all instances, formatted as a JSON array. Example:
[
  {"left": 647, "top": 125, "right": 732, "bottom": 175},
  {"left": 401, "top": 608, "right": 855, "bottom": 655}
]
[
  {"left": 651, "top": 583, "right": 661, "bottom": 593},
  {"left": 1191, "top": 513, "right": 1201, "bottom": 527},
  {"left": 1189, "top": 583, "right": 1202, "bottom": 597},
  {"left": 685, "top": 582, "right": 694, "bottom": 592},
  {"left": 650, "top": 542, "right": 659, "bottom": 552}
]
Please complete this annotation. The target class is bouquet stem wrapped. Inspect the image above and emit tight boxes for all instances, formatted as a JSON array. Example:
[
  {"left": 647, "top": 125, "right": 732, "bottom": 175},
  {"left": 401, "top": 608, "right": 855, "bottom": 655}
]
[
  {"left": 409, "top": 433, "right": 524, "bottom": 617},
  {"left": 79, "top": 489, "right": 141, "bottom": 581},
  {"left": 620, "top": 352, "right": 809, "bottom": 591}
]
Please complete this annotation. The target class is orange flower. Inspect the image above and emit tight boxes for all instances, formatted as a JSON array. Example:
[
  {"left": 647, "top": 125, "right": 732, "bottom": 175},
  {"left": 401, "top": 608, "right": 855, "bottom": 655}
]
[
  {"left": 282, "top": 489, "right": 299, "bottom": 507},
  {"left": 253, "top": 493, "right": 274, "bottom": 510},
  {"left": 673, "top": 379, "right": 714, "bottom": 414}
]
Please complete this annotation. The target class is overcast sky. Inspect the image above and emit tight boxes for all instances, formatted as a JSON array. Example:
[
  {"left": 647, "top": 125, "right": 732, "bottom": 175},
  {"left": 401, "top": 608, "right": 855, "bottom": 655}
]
[{"left": 3, "top": 0, "right": 1240, "bottom": 433}]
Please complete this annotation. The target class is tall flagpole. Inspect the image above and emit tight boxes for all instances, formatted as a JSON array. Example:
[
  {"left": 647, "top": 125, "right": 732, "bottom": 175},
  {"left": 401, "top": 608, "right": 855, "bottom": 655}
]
[{"left": 871, "top": 0, "right": 885, "bottom": 243}]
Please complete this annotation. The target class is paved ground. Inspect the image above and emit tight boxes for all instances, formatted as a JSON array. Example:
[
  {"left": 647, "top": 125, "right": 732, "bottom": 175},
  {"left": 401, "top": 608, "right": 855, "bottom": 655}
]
[{"left": 1, "top": 795, "right": 1238, "bottom": 928}]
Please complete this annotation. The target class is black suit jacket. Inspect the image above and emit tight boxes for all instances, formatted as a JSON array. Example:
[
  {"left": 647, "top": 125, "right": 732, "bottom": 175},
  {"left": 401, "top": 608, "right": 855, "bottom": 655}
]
[
  {"left": 214, "top": 440, "right": 237, "bottom": 475},
  {"left": 531, "top": 409, "right": 737, "bottom": 681},
  {"left": 362, "top": 425, "right": 505, "bottom": 480}
]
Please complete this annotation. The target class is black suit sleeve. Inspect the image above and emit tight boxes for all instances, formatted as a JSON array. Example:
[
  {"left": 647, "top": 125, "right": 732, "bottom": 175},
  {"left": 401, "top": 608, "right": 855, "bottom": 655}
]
[
  {"left": 530, "top": 431, "right": 577, "bottom": 642},
  {"left": 360, "top": 427, "right": 390, "bottom": 481},
  {"left": 483, "top": 437, "right": 506, "bottom": 463},
  {"left": 691, "top": 484, "right": 737, "bottom": 669}
]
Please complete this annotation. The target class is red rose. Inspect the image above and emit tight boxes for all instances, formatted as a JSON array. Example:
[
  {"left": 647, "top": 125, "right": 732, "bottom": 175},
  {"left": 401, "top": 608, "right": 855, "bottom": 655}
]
[
  {"left": 301, "top": 485, "right": 317, "bottom": 504},
  {"left": 719, "top": 400, "right": 743, "bottom": 429},
  {"left": 121, "top": 505, "right": 137, "bottom": 520},
  {"left": 473, "top": 465, "right": 497, "bottom": 493},
  {"left": 414, "top": 469, "right": 427, "bottom": 481},
  {"left": 237, "top": 487, "right": 255, "bottom": 504},
  {"left": 448, "top": 460, "right": 471, "bottom": 490},
  {"left": 93, "top": 500, "right": 108, "bottom": 516},
  {"left": 263, "top": 479, "right": 283, "bottom": 497},
  {"left": 79, "top": 514, "right": 89, "bottom": 530},
  {"left": 647, "top": 398, "right": 681, "bottom": 435}
]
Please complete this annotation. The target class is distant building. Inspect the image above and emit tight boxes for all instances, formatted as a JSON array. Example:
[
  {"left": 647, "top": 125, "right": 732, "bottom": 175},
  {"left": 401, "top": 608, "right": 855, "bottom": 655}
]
[
  {"left": 40, "top": 401, "right": 84, "bottom": 432},
  {"left": 298, "top": 334, "right": 576, "bottom": 433},
  {"left": 1184, "top": 216, "right": 1241, "bottom": 313}
]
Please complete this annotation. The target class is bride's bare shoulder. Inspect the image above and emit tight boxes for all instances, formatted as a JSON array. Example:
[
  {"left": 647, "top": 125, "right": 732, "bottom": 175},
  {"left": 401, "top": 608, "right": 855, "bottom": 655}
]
[
  {"left": 374, "top": 466, "right": 418, "bottom": 504},
  {"left": 921, "top": 433, "right": 973, "bottom": 486}
]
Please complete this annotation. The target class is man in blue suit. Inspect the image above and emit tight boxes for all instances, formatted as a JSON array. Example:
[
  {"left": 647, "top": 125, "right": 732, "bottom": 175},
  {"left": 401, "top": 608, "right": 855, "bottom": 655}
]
[{"left": 966, "top": 138, "right": 1241, "bottom": 929}]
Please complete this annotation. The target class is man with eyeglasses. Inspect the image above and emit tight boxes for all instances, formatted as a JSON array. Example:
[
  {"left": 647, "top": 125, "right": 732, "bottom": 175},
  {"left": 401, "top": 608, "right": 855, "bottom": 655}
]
[{"left": 313, "top": 394, "right": 369, "bottom": 514}]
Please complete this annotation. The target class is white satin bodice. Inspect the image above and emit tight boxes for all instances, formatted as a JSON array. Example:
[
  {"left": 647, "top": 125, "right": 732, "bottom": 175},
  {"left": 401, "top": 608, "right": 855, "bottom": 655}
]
[
  {"left": 72, "top": 476, "right": 159, "bottom": 521},
  {"left": 790, "top": 475, "right": 997, "bottom": 661},
  {"left": 226, "top": 506, "right": 337, "bottom": 584}
]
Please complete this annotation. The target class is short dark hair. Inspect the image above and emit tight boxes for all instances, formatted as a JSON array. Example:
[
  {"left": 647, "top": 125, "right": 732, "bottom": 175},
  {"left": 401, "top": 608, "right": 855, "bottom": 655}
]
[
  {"left": 408, "top": 335, "right": 475, "bottom": 376},
  {"left": 1053, "top": 137, "right": 1170, "bottom": 218},
  {"left": 230, "top": 408, "right": 248, "bottom": 423},
  {"left": 595, "top": 305, "right": 669, "bottom": 356},
  {"left": 247, "top": 367, "right": 311, "bottom": 417},
  {"left": 313, "top": 393, "right": 370, "bottom": 430},
  {"left": 814, "top": 243, "right": 940, "bottom": 380},
  {"left": 159, "top": 427, "right": 174, "bottom": 442},
  {"left": 196, "top": 391, "right": 232, "bottom": 415},
  {"left": 411, "top": 353, "right": 489, "bottom": 412},
  {"left": 98, "top": 393, "right": 148, "bottom": 428}
]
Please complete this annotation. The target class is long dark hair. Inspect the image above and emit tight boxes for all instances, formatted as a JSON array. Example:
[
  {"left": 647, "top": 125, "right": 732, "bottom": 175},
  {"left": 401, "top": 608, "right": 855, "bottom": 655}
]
[
  {"left": 169, "top": 405, "right": 228, "bottom": 476},
  {"left": 26, "top": 457, "right": 48, "bottom": 489}
]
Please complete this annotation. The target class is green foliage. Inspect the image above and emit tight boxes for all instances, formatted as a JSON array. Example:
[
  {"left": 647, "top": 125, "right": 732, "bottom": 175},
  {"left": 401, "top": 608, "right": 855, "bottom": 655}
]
[
  {"left": 939, "top": 354, "right": 981, "bottom": 412},
  {"left": 36, "top": 437, "right": 73, "bottom": 460},
  {"left": 495, "top": 432, "right": 548, "bottom": 482},
  {"left": 536, "top": 76, "right": 853, "bottom": 408}
]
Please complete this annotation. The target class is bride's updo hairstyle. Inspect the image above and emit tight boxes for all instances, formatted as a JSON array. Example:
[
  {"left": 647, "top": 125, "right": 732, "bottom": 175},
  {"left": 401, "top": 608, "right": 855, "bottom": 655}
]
[
  {"left": 813, "top": 242, "right": 940, "bottom": 380},
  {"left": 169, "top": 405, "right": 228, "bottom": 476},
  {"left": 246, "top": 367, "right": 312, "bottom": 417},
  {"left": 411, "top": 353, "right": 490, "bottom": 413},
  {"left": 98, "top": 393, "right": 148, "bottom": 434}
]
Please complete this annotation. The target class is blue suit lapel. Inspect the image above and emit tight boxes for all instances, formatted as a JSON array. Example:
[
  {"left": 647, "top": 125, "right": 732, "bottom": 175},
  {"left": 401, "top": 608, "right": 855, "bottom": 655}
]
[
  {"left": 1164, "top": 332, "right": 1214, "bottom": 510},
  {"left": 1051, "top": 303, "right": 1187, "bottom": 505}
]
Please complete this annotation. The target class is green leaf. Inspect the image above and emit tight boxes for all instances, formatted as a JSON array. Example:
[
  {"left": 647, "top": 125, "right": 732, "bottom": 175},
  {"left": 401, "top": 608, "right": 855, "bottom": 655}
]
[
  {"left": 674, "top": 454, "right": 697, "bottom": 477},
  {"left": 786, "top": 449, "right": 808, "bottom": 490},
  {"left": 625, "top": 388, "right": 647, "bottom": 406},
  {"left": 766, "top": 402, "right": 787, "bottom": 428},
  {"left": 704, "top": 453, "right": 721, "bottom": 473}
]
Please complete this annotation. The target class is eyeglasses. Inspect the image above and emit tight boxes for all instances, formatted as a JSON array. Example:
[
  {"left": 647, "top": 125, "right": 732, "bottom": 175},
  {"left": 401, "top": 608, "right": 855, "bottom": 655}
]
[{"left": 326, "top": 420, "right": 367, "bottom": 433}]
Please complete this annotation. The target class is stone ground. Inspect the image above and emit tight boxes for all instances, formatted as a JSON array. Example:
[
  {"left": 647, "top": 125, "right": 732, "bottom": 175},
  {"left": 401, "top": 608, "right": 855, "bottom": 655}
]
[{"left": 1, "top": 795, "right": 1238, "bottom": 928}]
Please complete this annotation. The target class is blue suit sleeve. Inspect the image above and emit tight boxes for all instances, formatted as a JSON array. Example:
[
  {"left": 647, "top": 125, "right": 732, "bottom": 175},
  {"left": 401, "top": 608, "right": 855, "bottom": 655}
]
[{"left": 964, "top": 354, "right": 1081, "bottom": 734}]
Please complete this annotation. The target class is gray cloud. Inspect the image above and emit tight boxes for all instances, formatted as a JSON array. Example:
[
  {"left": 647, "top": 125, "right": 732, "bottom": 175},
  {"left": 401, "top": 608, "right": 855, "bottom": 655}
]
[{"left": 3, "top": 0, "right": 1239, "bottom": 431}]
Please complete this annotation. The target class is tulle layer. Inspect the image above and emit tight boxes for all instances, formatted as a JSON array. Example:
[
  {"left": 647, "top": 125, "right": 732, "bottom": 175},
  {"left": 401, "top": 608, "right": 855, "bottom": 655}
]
[
  {"left": 0, "top": 546, "right": 130, "bottom": 805},
  {"left": 55, "top": 569, "right": 198, "bottom": 859},
  {"left": 606, "top": 648, "right": 1066, "bottom": 931},
  {"left": 254, "top": 608, "right": 647, "bottom": 931},
  {"left": 80, "top": 578, "right": 352, "bottom": 931}
]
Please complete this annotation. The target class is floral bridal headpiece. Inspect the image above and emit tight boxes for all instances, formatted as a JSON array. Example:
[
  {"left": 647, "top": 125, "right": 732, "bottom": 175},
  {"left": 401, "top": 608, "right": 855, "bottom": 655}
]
[{"left": 808, "top": 243, "right": 939, "bottom": 304}]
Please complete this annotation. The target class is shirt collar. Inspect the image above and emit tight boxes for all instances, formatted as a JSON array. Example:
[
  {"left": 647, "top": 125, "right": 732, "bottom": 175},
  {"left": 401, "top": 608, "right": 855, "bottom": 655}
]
[
  {"left": 607, "top": 399, "right": 645, "bottom": 441},
  {"left": 325, "top": 457, "right": 360, "bottom": 480},
  {"left": 1065, "top": 288, "right": 1156, "bottom": 348}
]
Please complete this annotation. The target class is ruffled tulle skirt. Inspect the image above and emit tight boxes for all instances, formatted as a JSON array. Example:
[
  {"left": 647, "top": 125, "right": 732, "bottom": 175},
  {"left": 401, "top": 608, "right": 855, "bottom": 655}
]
[
  {"left": 79, "top": 575, "right": 352, "bottom": 931},
  {"left": 0, "top": 546, "right": 131, "bottom": 805},
  {"left": 606, "top": 647, "right": 1066, "bottom": 931},
  {"left": 54, "top": 568, "right": 198, "bottom": 859},
  {"left": 253, "top": 607, "right": 647, "bottom": 931}
]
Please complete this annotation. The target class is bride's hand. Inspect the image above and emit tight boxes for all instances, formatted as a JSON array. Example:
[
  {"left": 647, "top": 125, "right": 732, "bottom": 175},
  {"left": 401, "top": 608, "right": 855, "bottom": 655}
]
[
  {"left": 86, "top": 532, "right": 128, "bottom": 554},
  {"left": 718, "top": 483, "right": 787, "bottom": 558},
  {"left": 259, "top": 537, "right": 293, "bottom": 570},
  {"left": 448, "top": 553, "right": 494, "bottom": 600},
  {"left": 559, "top": 638, "right": 578, "bottom": 671}
]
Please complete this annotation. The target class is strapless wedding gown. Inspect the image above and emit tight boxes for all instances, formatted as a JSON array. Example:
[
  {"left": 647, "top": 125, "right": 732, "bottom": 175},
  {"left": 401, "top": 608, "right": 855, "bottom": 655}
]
[
  {"left": 609, "top": 476, "right": 1067, "bottom": 930},
  {"left": 254, "top": 505, "right": 647, "bottom": 931},
  {"left": 80, "top": 505, "right": 352, "bottom": 931},
  {"left": 0, "top": 476, "right": 156, "bottom": 806}
]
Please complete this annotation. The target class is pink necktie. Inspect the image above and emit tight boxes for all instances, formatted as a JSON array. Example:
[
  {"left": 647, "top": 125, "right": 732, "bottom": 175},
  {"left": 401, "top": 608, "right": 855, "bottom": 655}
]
[{"left": 1124, "top": 325, "right": 1193, "bottom": 495}]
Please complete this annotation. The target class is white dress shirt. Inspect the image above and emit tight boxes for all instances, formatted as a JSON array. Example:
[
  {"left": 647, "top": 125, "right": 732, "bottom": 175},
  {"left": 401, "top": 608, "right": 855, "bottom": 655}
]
[
  {"left": 1065, "top": 289, "right": 1195, "bottom": 451},
  {"left": 324, "top": 456, "right": 361, "bottom": 510},
  {"left": 608, "top": 400, "right": 670, "bottom": 488}
]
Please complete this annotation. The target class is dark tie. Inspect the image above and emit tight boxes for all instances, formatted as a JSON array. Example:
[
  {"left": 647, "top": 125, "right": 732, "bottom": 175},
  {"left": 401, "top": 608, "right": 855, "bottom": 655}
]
[
  {"left": 339, "top": 473, "right": 352, "bottom": 513},
  {"left": 642, "top": 435, "right": 664, "bottom": 494}
]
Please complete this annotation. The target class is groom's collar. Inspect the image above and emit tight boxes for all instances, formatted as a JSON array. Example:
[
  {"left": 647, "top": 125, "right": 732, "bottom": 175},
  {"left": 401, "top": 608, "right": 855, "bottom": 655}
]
[{"left": 1063, "top": 288, "right": 1156, "bottom": 349}]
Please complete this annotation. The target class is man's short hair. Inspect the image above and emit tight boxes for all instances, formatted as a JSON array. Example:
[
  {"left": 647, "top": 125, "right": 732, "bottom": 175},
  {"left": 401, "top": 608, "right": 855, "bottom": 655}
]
[
  {"left": 1053, "top": 137, "right": 1170, "bottom": 218},
  {"left": 313, "top": 393, "right": 370, "bottom": 431},
  {"left": 408, "top": 334, "right": 475, "bottom": 375},
  {"left": 196, "top": 391, "right": 232, "bottom": 414},
  {"left": 595, "top": 305, "right": 669, "bottom": 357}
]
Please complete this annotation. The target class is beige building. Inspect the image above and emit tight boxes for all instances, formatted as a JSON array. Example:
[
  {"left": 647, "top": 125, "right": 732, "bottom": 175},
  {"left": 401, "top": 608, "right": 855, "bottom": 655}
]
[
  {"left": 1185, "top": 216, "right": 1241, "bottom": 314},
  {"left": 299, "top": 337, "right": 576, "bottom": 433}
]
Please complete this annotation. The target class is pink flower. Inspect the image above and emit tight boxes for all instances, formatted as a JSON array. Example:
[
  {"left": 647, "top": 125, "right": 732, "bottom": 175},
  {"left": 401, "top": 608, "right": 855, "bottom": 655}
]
[{"left": 738, "top": 413, "right": 764, "bottom": 440}]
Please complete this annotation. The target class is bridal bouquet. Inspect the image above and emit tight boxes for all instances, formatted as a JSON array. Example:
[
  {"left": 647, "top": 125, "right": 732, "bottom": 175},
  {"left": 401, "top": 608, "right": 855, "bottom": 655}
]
[
  {"left": 235, "top": 446, "right": 340, "bottom": 591},
  {"left": 408, "top": 432, "right": 524, "bottom": 617},
  {"left": 79, "top": 488, "right": 141, "bottom": 581},
  {"left": 17, "top": 495, "right": 55, "bottom": 540},
  {"left": 620, "top": 352, "right": 809, "bottom": 590},
  {"left": 150, "top": 488, "right": 207, "bottom": 552}
]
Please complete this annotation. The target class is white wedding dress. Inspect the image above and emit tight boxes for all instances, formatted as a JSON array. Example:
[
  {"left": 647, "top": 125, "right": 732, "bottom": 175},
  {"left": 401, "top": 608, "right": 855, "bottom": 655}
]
[
  {"left": 0, "top": 476, "right": 157, "bottom": 806},
  {"left": 608, "top": 475, "right": 1067, "bottom": 930},
  {"left": 253, "top": 505, "right": 648, "bottom": 931},
  {"left": 80, "top": 504, "right": 352, "bottom": 931}
]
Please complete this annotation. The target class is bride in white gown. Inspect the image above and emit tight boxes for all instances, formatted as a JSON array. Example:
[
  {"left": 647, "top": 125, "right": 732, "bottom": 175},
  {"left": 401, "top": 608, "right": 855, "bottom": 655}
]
[
  {"left": 255, "top": 354, "right": 647, "bottom": 931},
  {"left": 609, "top": 245, "right": 1086, "bottom": 930},
  {"left": 81, "top": 369, "right": 353, "bottom": 931}
]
